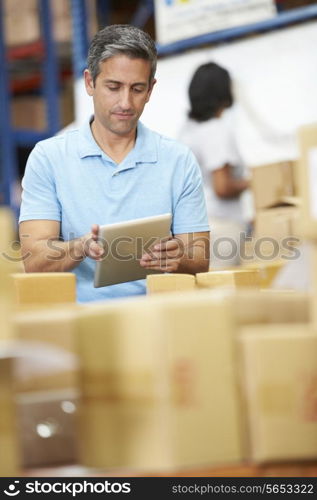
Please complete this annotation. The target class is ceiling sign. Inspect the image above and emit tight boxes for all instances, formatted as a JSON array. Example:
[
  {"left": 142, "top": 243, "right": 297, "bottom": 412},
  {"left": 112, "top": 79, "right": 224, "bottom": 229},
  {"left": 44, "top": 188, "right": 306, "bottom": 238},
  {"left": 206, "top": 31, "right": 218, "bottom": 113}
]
[{"left": 155, "top": 0, "right": 277, "bottom": 45}]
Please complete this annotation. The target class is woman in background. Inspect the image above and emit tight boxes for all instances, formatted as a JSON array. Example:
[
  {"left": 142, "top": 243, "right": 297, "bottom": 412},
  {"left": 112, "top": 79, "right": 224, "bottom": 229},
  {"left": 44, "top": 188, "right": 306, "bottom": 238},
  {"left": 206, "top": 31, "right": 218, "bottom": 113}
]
[{"left": 179, "top": 62, "right": 250, "bottom": 268}]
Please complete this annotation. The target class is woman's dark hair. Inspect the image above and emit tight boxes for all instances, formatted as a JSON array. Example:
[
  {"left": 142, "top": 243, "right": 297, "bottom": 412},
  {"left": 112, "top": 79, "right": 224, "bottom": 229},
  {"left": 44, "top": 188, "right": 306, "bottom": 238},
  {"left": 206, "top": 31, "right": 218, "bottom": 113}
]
[{"left": 188, "top": 62, "right": 233, "bottom": 122}]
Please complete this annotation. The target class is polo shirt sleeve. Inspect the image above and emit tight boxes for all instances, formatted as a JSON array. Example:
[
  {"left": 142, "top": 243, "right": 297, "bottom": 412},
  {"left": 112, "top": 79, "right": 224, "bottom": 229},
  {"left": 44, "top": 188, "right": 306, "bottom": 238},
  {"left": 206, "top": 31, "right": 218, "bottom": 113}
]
[
  {"left": 172, "top": 149, "right": 210, "bottom": 235},
  {"left": 19, "top": 143, "right": 61, "bottom": 223}
]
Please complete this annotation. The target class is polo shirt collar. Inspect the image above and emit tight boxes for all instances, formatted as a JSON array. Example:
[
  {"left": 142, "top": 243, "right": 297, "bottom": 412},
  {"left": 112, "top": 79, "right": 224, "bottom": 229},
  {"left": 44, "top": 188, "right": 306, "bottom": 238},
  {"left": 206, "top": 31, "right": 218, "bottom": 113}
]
[
  {"left": 78, "top": 116, "right": 158, "bottom": 165},
  {"left": 78, "top": 117, "right": 102, "bottom": 158},
  {"left": 132, "top": 121, "right": 157, "bottom": 164}
]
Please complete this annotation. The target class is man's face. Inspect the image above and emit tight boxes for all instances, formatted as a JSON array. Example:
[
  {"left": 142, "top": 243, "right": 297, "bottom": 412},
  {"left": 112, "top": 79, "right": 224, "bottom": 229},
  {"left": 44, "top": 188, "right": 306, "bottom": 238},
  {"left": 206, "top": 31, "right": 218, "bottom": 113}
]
[{"left": 84, "top": 55, "right": 155, "bottom": 137}]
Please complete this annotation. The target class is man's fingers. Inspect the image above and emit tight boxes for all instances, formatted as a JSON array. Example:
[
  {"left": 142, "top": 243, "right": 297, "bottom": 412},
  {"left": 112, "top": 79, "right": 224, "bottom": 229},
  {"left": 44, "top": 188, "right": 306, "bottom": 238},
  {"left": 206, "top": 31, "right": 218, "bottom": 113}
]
[
  {"left": 141, "top": 248, "right": 182, "bottom": 261},
  {"left": 84, "top": 240, "right": 104, "bottom": 260},
  {"left": 153, "top": 238, "right": 180, "bottom": 252},
  {"left": 140, "top": 262, "right": 177, "bottom": 272},
  {"left": 91, "top": 224, "right": 100, "bottom": 241},
  {"left": 139, "top": 257, "right": 179, "bottom": 267},
  {"left": 141, "top": 238, "right": 184, "bottom": 261}
]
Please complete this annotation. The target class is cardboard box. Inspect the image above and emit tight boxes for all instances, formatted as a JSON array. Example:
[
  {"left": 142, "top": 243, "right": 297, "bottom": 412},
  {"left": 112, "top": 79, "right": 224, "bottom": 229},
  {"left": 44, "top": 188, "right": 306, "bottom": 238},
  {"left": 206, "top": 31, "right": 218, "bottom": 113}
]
[
  {"left": 196, "top": 269, "right": 260, "bottom": 290},
  {"left": 241, "top": 259, "right": 286, "bottom": 288},
  {"left": 0, "top": 298, "right": 15, "bottom": 342},
  {"left": 254, "top": 206, "right": 301, "bottom": 242},
  {"left": 53, "top": 0, "right": 98, "bottom": 42},
  {"left": 0, "top": 207, "right": 24, "bottom": 275},
  {"left": 4, "top": 0, "right": 98, "bottom": 46},
  {"left": 251, "top": 161, "right": 296, "bottom": 210},
  {"left": 11, "top": 81, "right": 75, "bottom": 132},
  {"left": 16, "top": 388, "right": 78, "bottom": 467},
  {"left": 0, "top": 358, "right": 20, "bottom": 476},
  {"left": 11, "top": 272, "right": 76, "bottom": 306},
  {"left": 296, "top": 123, "right": 317, "bottom": 240},
  {"left": 75, "top": 292, "right": 243, "bottom": 470},
  {"left": 241, "top": 236, "right": 300, "bottom": 266},
  {"left": 0, "top": 208, "right": 17, "bottom": 340},
  {"left": 238, "top": 324, "right": 317, "bottom": 462},
  {"left": 10, "top": 304, "right": 80, "bottom": 467},
  {"left": 231, "top": 289, "right": 310, "bottom": 325},
  {"left": 309, "top": 244, "right": 317, "bottom": 328},
  {"left": 0, "top": 207, "right": 17, "bottom": 280},
  {"left": 4, "top": 0, "right": 38, "bottom": 46},
  {"left": 146, "top": 273, "right": 196, "bottom": 294},
  {"left": 13, "top": 306, "right": 78, "bottom": 393}
]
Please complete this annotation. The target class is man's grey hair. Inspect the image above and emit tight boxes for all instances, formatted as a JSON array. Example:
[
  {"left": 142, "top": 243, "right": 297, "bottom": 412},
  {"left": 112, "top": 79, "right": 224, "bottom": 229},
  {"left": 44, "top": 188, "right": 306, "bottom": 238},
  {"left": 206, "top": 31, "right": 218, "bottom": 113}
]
[{"left": 87, "top": 24, "right": 157, "bottom": 85}]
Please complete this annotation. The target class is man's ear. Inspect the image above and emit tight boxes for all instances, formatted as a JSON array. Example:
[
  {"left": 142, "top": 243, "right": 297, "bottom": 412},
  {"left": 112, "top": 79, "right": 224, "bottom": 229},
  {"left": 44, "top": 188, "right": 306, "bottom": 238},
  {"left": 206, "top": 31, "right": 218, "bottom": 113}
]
[
  {"left": 84, "top": 69, "right": 94, "bottom": 96},
  {"left": 146, "top": 78, "right": 157, "bottom": 103}
]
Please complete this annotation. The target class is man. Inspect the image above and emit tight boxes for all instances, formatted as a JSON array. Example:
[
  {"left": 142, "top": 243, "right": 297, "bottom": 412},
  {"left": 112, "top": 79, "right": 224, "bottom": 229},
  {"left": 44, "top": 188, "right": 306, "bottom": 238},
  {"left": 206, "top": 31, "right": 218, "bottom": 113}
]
[{"left": 19, "top": 25, "right": 210, "bottom": 302}]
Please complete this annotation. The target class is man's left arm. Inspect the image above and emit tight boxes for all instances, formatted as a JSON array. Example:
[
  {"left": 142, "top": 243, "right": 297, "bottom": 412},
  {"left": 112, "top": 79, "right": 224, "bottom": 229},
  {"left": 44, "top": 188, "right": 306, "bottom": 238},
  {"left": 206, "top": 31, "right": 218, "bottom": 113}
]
[{"left": 139, "top": 231, "right": 210, "bottom": 274}]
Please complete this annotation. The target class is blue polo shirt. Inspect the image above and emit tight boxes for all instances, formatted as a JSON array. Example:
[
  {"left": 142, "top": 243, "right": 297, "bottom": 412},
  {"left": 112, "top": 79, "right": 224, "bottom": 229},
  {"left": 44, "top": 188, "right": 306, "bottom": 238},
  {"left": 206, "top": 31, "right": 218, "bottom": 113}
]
[{"left": 19, "top": 118, "right": 209, "bottom": 302}]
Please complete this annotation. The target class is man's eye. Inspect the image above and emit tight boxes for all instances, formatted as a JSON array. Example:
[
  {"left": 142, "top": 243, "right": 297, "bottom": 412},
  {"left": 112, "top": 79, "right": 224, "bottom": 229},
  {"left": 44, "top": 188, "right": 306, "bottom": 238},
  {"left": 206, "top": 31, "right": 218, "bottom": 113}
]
[
  {"left": 107, "top": 86, "right": 119, "bottom": 91},
  {"left": 133, "top": 87, "right": 144, "bottom": 93}
]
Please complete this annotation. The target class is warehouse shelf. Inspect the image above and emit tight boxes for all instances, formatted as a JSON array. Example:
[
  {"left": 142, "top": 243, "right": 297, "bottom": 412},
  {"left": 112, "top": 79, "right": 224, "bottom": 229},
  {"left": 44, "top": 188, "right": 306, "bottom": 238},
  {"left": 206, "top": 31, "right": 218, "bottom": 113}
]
[
  {"left": 0, "top": 0, "right": 18, "bottom": 210},
  {"left": 7, "top": 40, "right": 45, "bottom": 61},
  {"left": 1, "top": 0, "right": 153, "bottom": 213},
  {"left": 0, "top": 0, "right": 61, "bottom": 214}
]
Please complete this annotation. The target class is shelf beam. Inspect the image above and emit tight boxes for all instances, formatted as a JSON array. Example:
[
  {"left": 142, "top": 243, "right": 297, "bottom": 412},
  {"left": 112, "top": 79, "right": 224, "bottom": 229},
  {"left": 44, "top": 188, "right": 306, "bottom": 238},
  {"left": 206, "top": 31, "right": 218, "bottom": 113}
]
[{"left": 156, "top": 4, "right": 317, "bottom": 56}]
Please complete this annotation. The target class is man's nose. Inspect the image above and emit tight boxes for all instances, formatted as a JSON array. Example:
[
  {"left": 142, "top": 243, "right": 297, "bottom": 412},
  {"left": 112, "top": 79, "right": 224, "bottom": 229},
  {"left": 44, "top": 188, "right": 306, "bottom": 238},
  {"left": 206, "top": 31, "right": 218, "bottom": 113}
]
[{"left": 119, "top": 88, "right": 132, "bottom": 110}]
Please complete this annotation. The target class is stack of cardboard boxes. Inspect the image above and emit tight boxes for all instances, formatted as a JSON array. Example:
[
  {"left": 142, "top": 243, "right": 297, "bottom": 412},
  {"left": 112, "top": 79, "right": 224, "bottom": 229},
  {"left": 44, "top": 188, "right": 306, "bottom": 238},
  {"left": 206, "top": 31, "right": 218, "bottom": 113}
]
[
  {"left": 296, "top": 123, "right": 317, "bottom": 323},
  {"left": 231, "top": 124, "right": 317, "bottom": 464},
  {"left": 11, "top": 273, "right": 80, "bottom": 469},
  {"left": 250, "top": 160, "right": 301, "bottom": 258},
  {"left": 75, "top": 286, "right": 314, "bottom": 470},
  {"left": 1, "top": 201, "right": 317, "bottom": 474},
  {"left": 238, "top": 160, "right": 303, "bottom": 287},
  {"left": 0, "top": 208, "right": 20, "bottom": 476},
  {"left": 0, "top": 224, "right": 81, "bottom": 473}
]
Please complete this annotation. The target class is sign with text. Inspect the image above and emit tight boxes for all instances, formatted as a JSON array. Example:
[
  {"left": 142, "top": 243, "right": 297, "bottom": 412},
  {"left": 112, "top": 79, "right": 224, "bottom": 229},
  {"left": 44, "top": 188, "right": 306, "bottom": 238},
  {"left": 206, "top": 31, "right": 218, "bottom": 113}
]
[{"left": 155, "top": 0, "right": 277, "bottom": 45}]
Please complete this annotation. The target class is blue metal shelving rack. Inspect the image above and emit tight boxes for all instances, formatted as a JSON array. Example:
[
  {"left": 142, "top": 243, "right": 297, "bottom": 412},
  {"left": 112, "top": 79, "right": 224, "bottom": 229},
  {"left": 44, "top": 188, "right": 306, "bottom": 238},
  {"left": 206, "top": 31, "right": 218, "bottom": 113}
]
[
  {"left": 0, "top": 0, "right": 17, "bottom": 210},
  {"left": 13, "top": 0, "right": 61, "bottom": 147},
  {"left": 70, "top": 0, "right": 90, "bottom": 81},
  {"left": 0, "top": 0, "right": 61, "bottom": 215}
]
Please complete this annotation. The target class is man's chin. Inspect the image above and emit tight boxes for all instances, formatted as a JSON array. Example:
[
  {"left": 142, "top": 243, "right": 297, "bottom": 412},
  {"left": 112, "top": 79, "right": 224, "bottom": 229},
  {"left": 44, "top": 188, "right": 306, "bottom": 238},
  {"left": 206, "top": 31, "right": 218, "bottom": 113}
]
[{"left": 110, "top": 121, "right": 136, "bottom": 136}]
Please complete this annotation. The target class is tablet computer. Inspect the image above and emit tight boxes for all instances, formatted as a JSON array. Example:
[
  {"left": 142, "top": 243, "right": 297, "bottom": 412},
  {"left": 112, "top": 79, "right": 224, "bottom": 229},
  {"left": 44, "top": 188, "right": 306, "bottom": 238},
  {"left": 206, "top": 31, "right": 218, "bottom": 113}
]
[{"left": 94, "top": 213, "right": 172, "bottom": 287}]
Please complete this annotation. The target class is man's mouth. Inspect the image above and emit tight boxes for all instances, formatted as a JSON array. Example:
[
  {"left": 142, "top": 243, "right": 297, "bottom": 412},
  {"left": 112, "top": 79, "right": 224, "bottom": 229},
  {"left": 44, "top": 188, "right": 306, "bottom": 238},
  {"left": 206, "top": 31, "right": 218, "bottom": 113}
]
[{"left": 112, "top": 112, "right": 134, "bottom": 120}]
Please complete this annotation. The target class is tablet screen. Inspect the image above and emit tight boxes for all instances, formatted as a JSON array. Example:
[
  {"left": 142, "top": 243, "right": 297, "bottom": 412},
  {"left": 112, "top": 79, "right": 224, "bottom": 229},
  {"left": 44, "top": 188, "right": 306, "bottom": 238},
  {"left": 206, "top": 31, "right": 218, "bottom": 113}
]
[{"left": 94, "top": 213, "right": 172, "bottom": 287}]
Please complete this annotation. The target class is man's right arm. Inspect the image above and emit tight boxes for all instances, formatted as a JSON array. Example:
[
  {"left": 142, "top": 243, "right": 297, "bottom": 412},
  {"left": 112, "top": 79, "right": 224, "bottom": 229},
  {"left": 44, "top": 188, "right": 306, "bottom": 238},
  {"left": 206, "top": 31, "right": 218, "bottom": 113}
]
[{"left": 19, "top": 220, "right": 103, "bottom": 273}]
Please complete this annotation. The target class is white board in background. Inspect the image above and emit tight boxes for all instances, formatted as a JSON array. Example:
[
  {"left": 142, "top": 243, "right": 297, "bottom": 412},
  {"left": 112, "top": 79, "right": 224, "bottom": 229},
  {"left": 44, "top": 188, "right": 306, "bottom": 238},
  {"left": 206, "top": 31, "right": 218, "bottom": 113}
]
[
  {"left": 72, "top": 21, "right": 317, "bottom": 167},
  {"left": 154, "top": 0, "right": 276, "bottom": 46}
]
